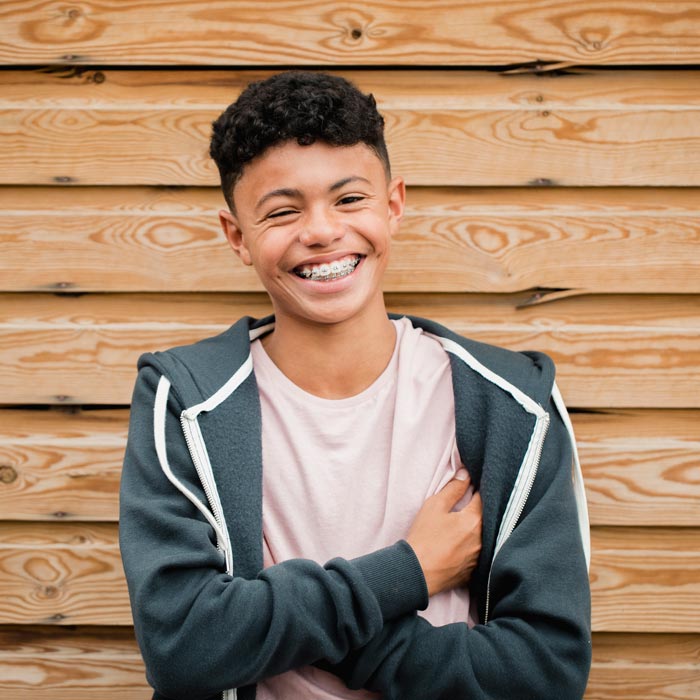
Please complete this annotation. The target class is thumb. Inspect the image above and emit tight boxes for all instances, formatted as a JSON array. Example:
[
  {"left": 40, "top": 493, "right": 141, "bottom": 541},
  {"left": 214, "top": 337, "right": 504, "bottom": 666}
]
[{"left": 435, "top": 470, "right": 469, "bottom": 509}]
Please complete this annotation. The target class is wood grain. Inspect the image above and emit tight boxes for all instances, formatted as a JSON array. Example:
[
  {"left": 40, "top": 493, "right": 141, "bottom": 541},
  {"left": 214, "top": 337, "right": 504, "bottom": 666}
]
[
  {"left": 1, "top": 408, "right": 698, "bottom": 526},
  {"left": 0, "top": 523, "right": 127, "bottom": 626},
  {"left": 1, "top": 292, "right": 698, "bottom": 408},
  {"left": 0, "top": 626, "right": 147, "bottom": 699},
  {"left": 0, "top": 409, "right": 126, "bottom": 521},
  {"left": 588, "top": 633, "right": 700, "bottom": 700},
  {"left": 1, "top": 1, "right": 699, "bottom": 65},
  {"left": 2, "top": 69, "right": 700, "bottom": 186},
  {"left": 590, "top": 528, "right": 700, "bottom": 633},
  {"left": 1, "top": 627, "right": 698, "bottom": 699},
  {"left": 0, "top": 522, "right": 697, "bottom": 632},
  {"left": 573, "top": 410, "right": 700, "bottom": 527},
  {"left": 1, "top": 186, "right": 699, "bottom": 294},
  {"left": 5, "top": 68, "right": 700, "bottom": 108}
]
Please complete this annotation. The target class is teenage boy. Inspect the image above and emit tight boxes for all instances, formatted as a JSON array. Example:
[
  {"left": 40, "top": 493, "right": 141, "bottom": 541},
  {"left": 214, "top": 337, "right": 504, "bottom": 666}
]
[{"left": 120, "top": 71, "right": 591, "bottom": 700}]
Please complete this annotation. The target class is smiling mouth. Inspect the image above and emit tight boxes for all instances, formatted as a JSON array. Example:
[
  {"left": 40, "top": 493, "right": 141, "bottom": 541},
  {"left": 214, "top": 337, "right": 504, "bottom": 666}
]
[{"left": 293, "top": 255, "right": 363, "bottom": 282}]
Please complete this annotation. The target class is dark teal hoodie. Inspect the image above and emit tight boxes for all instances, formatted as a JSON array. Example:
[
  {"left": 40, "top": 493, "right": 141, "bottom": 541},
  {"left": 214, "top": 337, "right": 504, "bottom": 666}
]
[{"left": 119, "top": 314, "right": 591, "bottom": 700}]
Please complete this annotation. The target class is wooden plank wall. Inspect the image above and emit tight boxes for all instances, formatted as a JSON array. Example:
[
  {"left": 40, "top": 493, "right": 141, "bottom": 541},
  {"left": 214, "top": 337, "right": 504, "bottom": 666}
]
[{"left": 1, "top": 2, "right": 699, "bottom": 697}]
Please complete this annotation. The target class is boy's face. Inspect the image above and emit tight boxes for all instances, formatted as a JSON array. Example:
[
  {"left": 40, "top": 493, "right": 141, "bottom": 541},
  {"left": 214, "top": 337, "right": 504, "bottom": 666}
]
[{"left": 220, "top": 140, "right": 405, "bottom": 330}]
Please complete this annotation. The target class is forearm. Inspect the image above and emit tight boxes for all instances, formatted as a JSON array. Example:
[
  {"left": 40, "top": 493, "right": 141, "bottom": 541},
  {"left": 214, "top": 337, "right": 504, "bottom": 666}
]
[
  {"left": 320, "top": 407, "right": 591, "bottom": 699},
  {"left": 120, "top": 365, "right": 428, "bottom": 698},
  {"left": 126, "top": 541, "right": 425, "bottom": 698},
  {"left": 320, "top": 611, "right": 590, "bottom": 700}
]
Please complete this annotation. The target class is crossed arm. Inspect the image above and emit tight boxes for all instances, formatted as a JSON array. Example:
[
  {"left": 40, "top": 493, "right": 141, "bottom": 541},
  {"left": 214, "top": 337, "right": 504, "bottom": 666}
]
[{"left": 120, "top": 366, "right": 589, "bottom": 699}]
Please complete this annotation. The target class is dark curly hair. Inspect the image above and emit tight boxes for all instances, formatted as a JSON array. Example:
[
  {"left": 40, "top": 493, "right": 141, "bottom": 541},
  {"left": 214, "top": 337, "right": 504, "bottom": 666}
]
[{"left": 210, "top": 71, "right": 391, "bottom": 210}]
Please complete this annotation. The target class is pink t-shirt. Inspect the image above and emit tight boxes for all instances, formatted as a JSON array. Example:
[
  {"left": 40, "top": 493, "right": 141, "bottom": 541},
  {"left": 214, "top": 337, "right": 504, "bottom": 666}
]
[{"left": 252, "top": 317, "right": 474, "bottom": 699}]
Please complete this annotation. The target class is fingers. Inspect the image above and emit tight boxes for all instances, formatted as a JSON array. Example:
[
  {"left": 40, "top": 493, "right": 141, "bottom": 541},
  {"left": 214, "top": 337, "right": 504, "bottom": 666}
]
[
  {"left": 456, "top": 490, "right": 482, "bottom": 535},
  {"left": 435, "top": 469, "right": 471, "bottom": 509},
  {"left": 461, "top": 489, "right": 482, "bottom": 519},
  {"left": 467, "top": 489, "right": 482, "bottom": 511}
]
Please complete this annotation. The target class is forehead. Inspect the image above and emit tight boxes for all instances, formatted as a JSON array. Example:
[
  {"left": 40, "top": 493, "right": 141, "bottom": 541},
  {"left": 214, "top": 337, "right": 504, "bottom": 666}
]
[{"left": 233, "top": 140, "right": 386, "bottom": 204}]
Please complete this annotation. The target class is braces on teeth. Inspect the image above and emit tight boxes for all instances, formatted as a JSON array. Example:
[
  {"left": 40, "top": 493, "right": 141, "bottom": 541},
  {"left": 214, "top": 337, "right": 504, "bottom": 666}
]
[{"left": 297, "top": 257, "right": 360, "bottom": 281}]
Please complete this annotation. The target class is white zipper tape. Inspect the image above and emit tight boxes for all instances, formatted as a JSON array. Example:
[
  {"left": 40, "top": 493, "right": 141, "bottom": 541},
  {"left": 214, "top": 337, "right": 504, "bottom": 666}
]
[{"left": 153, "top": 376, "right": 228, "bottom": 548}]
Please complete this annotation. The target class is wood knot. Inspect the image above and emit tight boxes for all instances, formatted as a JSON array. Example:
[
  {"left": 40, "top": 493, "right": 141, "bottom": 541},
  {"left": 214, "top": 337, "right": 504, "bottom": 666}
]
[
  {"left": 0, "top": 465, "right": 18, "bottom": 484},
  {"left": 66, "top": 8, "right": 82, "bottom": 20},
  {"left": 43, "top": 585, "right": 59, "bottom": 598},
  {"left": 92, "top": 71, "right": 105, "bottom": 84},
  {"left": 350, "top": 27, "right": 362, "bottom": 39}
]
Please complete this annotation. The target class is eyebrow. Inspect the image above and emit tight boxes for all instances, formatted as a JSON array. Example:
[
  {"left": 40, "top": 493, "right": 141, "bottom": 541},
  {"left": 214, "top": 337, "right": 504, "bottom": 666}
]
[
  {"left": 255, "top": 176, "right": 372, "bottom": 211},
  {"left": 255, "top": 188, "right": 301, "bottom": 211},
  {"left": 329, "top": 176, "right": 371, "bottom": 192}
]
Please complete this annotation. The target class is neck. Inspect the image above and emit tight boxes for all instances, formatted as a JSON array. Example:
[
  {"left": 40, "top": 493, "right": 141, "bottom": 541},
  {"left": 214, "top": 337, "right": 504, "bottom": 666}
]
[{"left": 261, "top": 307, "right": 397, "bottom": 399}]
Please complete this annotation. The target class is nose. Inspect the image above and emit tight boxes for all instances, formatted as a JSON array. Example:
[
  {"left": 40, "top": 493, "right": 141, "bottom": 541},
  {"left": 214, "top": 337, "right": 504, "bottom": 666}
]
[{"left": 298, "top": 206, "right": 344, "bottom": 247}]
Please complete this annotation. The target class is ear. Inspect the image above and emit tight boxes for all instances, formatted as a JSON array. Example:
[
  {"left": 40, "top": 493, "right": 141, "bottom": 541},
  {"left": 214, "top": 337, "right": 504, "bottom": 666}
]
[
  {"left": 386, "top": 176, "right": 406, "bottom": 237},
  {"left": 219, "top": 209, "right": 253, "bottom": 266}
]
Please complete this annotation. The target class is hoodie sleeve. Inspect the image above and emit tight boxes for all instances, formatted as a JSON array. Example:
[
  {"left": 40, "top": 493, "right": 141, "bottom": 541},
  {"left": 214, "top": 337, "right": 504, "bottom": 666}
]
[
  {"left": 317, "top": 398, "right": 592, "bottom": 699},
  {"left": 119, "top": 364, "right": 428, "bottom": 700}
]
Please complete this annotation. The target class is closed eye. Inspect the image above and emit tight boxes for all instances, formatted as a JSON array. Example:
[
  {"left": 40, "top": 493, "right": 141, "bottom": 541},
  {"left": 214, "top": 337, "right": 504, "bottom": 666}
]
[{"left": 267, "top": 209, "right": 297, "bottom": 219}]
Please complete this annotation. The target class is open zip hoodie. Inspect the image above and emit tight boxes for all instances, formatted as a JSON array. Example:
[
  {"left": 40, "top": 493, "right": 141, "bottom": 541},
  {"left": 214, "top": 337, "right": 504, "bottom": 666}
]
[{"left": 120, "top": 314, "right": 592, "bottom": 700}]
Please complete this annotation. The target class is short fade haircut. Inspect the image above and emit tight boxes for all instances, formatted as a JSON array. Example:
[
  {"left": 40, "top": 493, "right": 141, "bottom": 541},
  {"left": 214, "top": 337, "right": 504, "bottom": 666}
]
[{"left": 209, "top": 71, "right": 391, "bottom": 210}]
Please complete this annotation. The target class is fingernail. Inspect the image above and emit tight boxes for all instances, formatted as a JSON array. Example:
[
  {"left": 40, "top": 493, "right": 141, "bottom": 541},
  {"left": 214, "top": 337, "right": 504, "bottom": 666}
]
[{"left": 455, "top": 468, "right": 468, "bottom": 481}]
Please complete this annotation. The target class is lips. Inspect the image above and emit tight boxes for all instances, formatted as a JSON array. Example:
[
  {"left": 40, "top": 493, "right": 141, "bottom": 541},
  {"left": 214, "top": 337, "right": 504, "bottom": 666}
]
[{"left": 293, "top": 254, "right": 363, "bottom": 282}]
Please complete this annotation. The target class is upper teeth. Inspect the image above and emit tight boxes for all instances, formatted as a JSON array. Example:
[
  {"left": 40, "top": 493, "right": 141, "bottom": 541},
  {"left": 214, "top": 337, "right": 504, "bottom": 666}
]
[{"left": 296, "top": 256, "right": 360, "bottom": 281}]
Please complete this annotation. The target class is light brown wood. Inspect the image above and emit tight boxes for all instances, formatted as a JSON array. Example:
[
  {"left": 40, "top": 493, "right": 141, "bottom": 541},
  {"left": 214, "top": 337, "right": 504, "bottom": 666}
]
[
  {"left": 1, "top": 408, "right": 698, "bottom": 526},
  {"left": 1, "top": 292, "right": 698, "bottom": 408},
  {"left": 588, "top": 633, "right": 700, "bottom": 700},
  {"left": 2, "top": 185, "right": 699, "bottom": 294},
  {"left": 5, "top": 69, "right": 700, "bottom": 111},
  {"left": 0, "top": 628, "right": 698, "bottom": 700},
  {"left": 2, "top": 69, "right": 700, "bottom": 186},
  {"left": 590, "top": 528, "right": 700, "bottom": 633},
  {"left": 574, "top": 410, "right": 700, "bottom": 527},
  {"left": 0, "top": 409, "right": 126, "bottom": 521},
  {"left": 0, "top": 626, "right": 148, "bottom": 699},
  {"left": 0, "top": 523, "right": 697, "bottom": 632},
  {"left": 0, "top": 523, "right": 128, "bottom": 626},
  {"left": 1, "top": 627, "right": 698, "bottom": 699},
  {"left": 1, "top": 2, "right": 699, "bottom": 66}
]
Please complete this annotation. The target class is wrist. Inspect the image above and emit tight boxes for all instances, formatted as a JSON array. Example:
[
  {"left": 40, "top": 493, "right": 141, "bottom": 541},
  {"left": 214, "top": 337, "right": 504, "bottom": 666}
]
[{"left": 349, "top": 540, "right": 429, "bottom": 619}]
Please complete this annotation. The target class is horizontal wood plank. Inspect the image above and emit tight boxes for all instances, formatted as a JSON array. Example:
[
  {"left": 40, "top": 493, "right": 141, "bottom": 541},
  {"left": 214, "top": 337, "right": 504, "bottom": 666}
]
[
  {"left": 1, "top": 292, "right": 698, "bottom": 408},
  {"left": 6, "top": 68, "right": 700, "bottom": 108},
  {"left": 1, "top": 408, "right": 698, "bottom": 526},
  {"left": 0, "top": 409, "right": 126, "bottom": 521},
  {"left": 572, "top": 410, "right": 700, "bottom": 527},
  {"left": 0, "top": 523, "right": 697, "bottom": 632},
  {"left": 2, "top": 69, "right": 700, "bottom": 186},
  {"left": 590, "top": 528, "right": 700, "bottom": 633},
  {"left": 1, "top": 1, "right": 699, "bottom": 66},
  {"left": 0, "top": 627, "right": 698, "bottom": 699},
  {"left": 588, "top": 633, "right": 700, "bottom": 700},
  {"left": 0, "top": 523, "right": 128, "bottom": 626},
  {"left": 1, "top": 186, "right": 699, "bottom": 294},
  {"left": 0, "top": 626, "right": 147, "bottom": 699}
]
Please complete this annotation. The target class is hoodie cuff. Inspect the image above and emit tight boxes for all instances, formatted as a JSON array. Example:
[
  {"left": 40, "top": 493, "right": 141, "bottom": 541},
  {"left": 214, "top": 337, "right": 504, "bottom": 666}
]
[{"left": 350, "top": 540, "right": 429, "bottom": 621}]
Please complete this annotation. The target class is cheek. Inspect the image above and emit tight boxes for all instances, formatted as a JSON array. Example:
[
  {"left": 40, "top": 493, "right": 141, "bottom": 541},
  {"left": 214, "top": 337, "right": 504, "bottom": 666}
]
[{"left": 255, "top": 240, "right": 292, "bottom": 276}]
